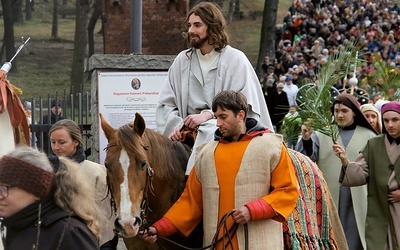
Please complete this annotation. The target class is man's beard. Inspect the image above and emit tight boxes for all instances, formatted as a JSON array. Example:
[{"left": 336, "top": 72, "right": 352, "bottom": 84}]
[{"left": 190, "top": 35, "right": 209, "bottom": 49}]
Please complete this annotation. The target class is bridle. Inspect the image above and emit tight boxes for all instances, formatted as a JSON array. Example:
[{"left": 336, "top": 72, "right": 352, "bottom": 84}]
[
  {"left": 139, "top": 156, "right": 154, "bottom": 230},
  {"left": 104, "top": 141, "right": 154, "bottom": 232}
]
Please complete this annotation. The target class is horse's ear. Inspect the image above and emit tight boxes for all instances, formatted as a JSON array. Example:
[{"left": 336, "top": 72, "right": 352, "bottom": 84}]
[
  {"left": 133, "top": 113, "right": 146, "bottom": 136},
  {"left": 99, "top": 113, "right": 115, "bottom": 140}
]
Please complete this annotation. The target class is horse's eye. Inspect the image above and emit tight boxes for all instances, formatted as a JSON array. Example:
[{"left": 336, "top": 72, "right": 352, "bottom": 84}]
[{"left": 141, "top": 161, "right": 147, "bottom": 170}]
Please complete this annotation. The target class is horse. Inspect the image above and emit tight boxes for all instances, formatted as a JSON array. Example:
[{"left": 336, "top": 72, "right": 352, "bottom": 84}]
[
  {"left": 100, "top": 112, "right": 202, "bottom": 250},
  {"left": 0, "top": 68, "right": 30, "bottom": 157}
]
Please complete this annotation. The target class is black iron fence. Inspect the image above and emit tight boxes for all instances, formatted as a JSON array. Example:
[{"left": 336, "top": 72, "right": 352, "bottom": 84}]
[{"left": 26, "top": 89, "right": 93, "bottom": 156}]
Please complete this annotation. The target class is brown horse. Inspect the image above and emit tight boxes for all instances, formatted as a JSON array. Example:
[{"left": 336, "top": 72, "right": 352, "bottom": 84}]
[{"left": 100, "top": 113, "right": 202, "bottom": 250}]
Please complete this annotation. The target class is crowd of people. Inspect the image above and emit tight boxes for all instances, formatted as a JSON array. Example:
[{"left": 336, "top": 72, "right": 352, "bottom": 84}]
[{"left": 262, "top": 0, "right": 400, "bottom": 134}]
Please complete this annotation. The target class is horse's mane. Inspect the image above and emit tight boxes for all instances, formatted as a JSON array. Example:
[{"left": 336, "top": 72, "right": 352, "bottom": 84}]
[{"left": 116, "top": 123, "right": 190, "bottom": 180}]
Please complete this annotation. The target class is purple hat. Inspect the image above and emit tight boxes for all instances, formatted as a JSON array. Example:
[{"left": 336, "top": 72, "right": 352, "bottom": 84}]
[{"left": 381, "top": 101, "right": 400, "bottom": 115}]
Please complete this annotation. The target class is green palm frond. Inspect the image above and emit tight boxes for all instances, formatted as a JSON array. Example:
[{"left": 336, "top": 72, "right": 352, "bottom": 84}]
[
  {"left": 284, "top": 41, "right": 363, "bottom": 143},
  {"left": 370, "top": 56, "right": 400, "bottom": 101}
]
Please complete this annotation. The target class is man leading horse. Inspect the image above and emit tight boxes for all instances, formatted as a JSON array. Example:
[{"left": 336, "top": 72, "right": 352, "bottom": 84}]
[{"left": 143, "top": 90, "right": 299, "bottom": 249}]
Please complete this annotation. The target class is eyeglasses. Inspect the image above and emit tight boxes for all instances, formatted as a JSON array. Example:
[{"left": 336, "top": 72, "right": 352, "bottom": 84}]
[{"left": 0, "top": 185, "right": 12, "bottom": 198}]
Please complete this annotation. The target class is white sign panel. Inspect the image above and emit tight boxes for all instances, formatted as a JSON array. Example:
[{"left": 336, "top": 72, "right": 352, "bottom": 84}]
[{"left": 98, "top": 71, "right": 167, "bottom": 164}]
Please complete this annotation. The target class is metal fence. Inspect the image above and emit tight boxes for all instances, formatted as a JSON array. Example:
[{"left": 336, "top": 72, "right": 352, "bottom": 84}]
[{"left": 26, "top": 89, "right": 93, "bottom": 156}]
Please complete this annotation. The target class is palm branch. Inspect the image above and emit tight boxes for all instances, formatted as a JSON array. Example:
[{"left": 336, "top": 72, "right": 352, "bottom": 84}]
[
  {"left": 283, "top": 41, "right": 363, "bottom": 143},
  {"left": 370, "top": 55, "right": 400, "bottom": 101}
]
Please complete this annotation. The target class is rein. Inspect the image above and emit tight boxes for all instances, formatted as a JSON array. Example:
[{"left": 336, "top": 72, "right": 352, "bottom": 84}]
[{"left": 155, "top": 210, "right": 249, "bottom": 250}]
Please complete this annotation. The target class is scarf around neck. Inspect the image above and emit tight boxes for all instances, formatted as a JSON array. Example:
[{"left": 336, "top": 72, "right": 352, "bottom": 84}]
[
  {"left": 70, "top": 145, "right": 85, "bottom": 163},
  {"left": 2, "top": 193, "right": 54, "bottom": 230}
]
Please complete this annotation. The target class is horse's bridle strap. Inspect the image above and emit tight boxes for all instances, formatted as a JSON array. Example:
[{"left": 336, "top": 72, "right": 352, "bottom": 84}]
[{"left": 140, "top": 164, "right": 154, "bottom": 230}]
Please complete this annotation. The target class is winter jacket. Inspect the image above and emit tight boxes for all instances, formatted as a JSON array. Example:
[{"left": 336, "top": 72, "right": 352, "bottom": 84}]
[{"left": 2, "top": 194, "right": 98, "bottom": 250}]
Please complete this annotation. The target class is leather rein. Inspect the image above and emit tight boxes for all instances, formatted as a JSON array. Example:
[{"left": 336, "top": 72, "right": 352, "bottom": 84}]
[{"left": 156, "top": 210, "right": 249, "bottom": 250}]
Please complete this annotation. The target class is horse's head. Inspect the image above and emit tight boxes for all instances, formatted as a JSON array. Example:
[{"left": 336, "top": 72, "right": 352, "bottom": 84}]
[{"left": 100, "top": 113, "right": 153, "bottom": 238}]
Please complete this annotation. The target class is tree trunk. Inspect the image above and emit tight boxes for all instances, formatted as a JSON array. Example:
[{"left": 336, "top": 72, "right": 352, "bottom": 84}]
[
  {"left": 71, "top": 0, "right": 89, "bottom": 95},
  {"left": 227, "top": 0, "right": 235, "bottom": 23},
  {"left": 88, "top": 0, "right": 102, "bottom": 57},
  {"left": 51, "top": 0, "right": 58, "bottom": 39},
  {"left": 256, "top": 0, "right": 278, "bottom": 77},
  {"left": 1, "top": 0, "right": 17, "bottom": 72},
  {"left": 25, "top": 0, "right": 32, "bottom": 20},
  {"left": 11, "top": 0, "right": 24, "bottom": 23},
  {"left": 234, "top": 0, "right": 240, "bottom": 14}
]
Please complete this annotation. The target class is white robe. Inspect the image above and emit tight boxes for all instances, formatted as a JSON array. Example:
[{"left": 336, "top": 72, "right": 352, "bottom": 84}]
[{"left": 156, "top": 45, "right": 273, "bottom": 174}]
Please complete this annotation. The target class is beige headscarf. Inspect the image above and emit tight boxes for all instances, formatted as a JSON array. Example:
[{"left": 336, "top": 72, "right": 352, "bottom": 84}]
[{"left": 360, "top": 103, "right": 382, "bottom": 134}]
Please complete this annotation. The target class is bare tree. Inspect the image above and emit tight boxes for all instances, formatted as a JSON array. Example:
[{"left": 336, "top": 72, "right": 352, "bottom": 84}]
[
  {"left": 256, "top": 0, "right": 278, "bottom": 77},
  {"left": 71, "top": 0, "right": 89, "bottom": 95},
  {"left": 234, "top": 0, "right": 240, "bottom": 15},
  {"left": 25, "top": 0, "right": 32, "bottom": 20},
  {"left": 1, "top": 0, "right": 17, "bottom": 71},
  {"left": 87, "top": 0, "right": 102, "bottom": 57},
  {"left": 11, "top": 0, "right": 23, "bottom": 23},
  {"left": 227, "top": 0, "right": 235, "bottom": 23},
  {"left": 51, "top": 0, "right": 58, "bottom": 38}
]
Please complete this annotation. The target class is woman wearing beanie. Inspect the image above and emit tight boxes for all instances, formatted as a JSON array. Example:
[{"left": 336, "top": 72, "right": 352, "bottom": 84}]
[
  {"left": 49, "top": 119, "right": 118, "bottom": 250},
  {"left": 0, "top": 146, "right": 99, "bottom": 249},
  {"left": 338, "top": 101, "right": 400, "bottom": 250}
]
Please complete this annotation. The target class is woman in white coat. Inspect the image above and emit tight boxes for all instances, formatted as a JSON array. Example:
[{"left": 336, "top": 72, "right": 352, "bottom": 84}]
[{"left": 49, "top": 119, "right": 118, "bottom": 249}]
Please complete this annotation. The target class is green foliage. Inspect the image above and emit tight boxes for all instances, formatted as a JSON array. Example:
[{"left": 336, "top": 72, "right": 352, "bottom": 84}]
[
  {"left": 370, "top": 56, "right": 400, "bottom": 101},
  {"left": 281, "top": 113, "right": 302, "bottom": 142},
  {"left": 287, "top": 42, "right": 364, "bottom": 143}
]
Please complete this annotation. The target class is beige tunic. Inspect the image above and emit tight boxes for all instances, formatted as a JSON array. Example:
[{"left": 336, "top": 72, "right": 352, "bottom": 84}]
[{"left": 195, "top": 134, "right": 287, "bottom": 249}]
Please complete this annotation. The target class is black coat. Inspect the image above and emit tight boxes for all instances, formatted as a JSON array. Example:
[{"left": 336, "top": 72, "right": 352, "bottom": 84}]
[
  {"left": 267, "top": 90, "right": 290, "bottom": 128},
  {"left": 2, "top": 194, "right": 98, "bottom": 250}
]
